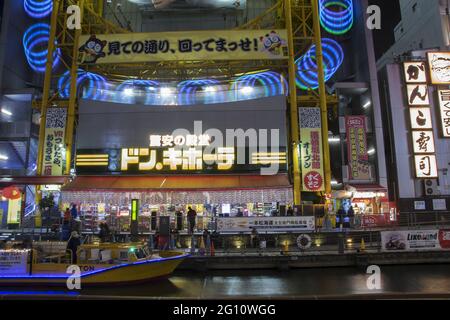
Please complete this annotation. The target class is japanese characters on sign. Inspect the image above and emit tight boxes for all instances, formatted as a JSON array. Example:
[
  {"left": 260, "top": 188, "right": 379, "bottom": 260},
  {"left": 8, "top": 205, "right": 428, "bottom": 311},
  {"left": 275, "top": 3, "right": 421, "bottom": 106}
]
[
  {"left": 437, "top": 90, "right": 450, "bottom": 137},
  {"left": 403, "top": 61, "right": 428, "bottom": 83},
  {"left": 43, "top": 108, "right": 67, "bottom": 176},
  {"left": 216, "top": 216, "right": 315, "bottom": 232},
  {"left": 78, "top": 30, "right": 288, "bottom": 64},
  {"left": 345, "top": 116, "right": 370, "bottom": 181},
  {"left": 403, "top": 62, "right": 438, "bottom": 178},
  {"left": 427, "top": 52, "right": 450, "bottom": 85},
  {"left": 299, "top": 108, "right": 325, "bottom": 192},
  {"left": 75, "top": 131, "right": 287, "bottom": 174}
]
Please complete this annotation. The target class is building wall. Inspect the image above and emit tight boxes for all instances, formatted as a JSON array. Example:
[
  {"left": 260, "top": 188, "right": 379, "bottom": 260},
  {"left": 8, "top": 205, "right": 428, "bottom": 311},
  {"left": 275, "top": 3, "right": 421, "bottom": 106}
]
[{"left": 377, "top": 0, "right": 447, "bottom": 69}]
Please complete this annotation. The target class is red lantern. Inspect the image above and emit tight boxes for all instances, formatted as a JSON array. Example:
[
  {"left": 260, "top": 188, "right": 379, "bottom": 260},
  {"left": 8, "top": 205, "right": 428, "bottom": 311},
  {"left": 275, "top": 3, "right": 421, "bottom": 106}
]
[{"left": 1, "top": 186, "right": 22, "bottom": 200}]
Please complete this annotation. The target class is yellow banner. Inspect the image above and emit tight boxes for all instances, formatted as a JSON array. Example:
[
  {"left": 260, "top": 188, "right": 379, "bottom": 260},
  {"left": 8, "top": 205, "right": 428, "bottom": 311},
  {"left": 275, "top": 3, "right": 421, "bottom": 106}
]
[
  {"left": 7, "top": 197, "right": 21, "bottom": 225},
  {"left": 43, "top": 108, "right": 67, "bottom": 176},
  {"left": 78, "top": 29, "right": 289, "bottom": 64},
  {"left": 299, "top": 108, "right": 325, "bottom": 192}
]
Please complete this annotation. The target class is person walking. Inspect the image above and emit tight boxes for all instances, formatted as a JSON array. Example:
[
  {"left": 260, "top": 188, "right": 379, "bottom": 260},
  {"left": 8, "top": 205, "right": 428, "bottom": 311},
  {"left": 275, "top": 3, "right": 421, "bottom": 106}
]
[{"left": 187, "top": 206, "right": 197, "bottom": 234}]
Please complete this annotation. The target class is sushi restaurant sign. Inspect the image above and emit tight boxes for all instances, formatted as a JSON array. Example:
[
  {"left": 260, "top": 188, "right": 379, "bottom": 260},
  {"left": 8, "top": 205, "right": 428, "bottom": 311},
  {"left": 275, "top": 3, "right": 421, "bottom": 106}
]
[
  {"left": 0, "top": 250, "right": 28, "bottom": 275},
  {"left": 78, "top": 29, "right": 288, "bottom": 64}
]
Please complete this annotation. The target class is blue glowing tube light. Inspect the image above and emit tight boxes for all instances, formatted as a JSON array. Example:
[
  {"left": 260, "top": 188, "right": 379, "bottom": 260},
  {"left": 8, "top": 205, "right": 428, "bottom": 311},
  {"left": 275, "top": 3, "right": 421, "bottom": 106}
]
[
  {"left": 116, "top": 80, "right": 160, "bottom": 104},
  {"left": 295, "top": 38, "right": 344, "bottom": 90},
  {"left": 23, "top": 23, "right": 60, "bottom": 73},
  {"left": 231, "top": 71, "right": 288, "bottom": 100},
  {"left": 319, "top": 0, "right": 354, "bottom": 35},
  {"left": 177, "top": 79, "right": 223, "bottom": 105},
  {"left": 24, "top": 0, "right": 53, "bottom": 19},
  {"left": 58, "top": 69, "right": 108, "bottom": 100}
]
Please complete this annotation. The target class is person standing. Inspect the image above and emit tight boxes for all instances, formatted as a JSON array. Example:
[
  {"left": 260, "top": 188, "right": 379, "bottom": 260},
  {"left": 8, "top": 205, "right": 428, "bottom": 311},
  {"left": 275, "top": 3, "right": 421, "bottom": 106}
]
[
  {"left": 70, "top": 204, "right": 78, "bottom": 220},
  {"left": 176, "top": 210, "right": 183, "bottom": 231},
  {"left": 286, "top": 206, "right": 294, "bottom": 216},
  {"left": 187, "top": 206, "right": 197, "bottom": 234},
  {"left": 67, "top": 231, "right": 81, "bottom": 264}
]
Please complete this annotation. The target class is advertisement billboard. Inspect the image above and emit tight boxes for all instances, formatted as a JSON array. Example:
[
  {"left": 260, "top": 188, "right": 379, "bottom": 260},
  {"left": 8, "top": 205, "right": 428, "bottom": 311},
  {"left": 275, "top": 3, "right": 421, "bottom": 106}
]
[
  {"left": 299, "top": 108, "right": 325, "bottom": 192},
  {"left": 381, "top": 229, "right": 445, "bottom": 252},
  {"left": 345, "top": 116, "right": 370, "bottom": 180},
  {"left": 78, "top": 29, "right": 288, "bottom": 64}
]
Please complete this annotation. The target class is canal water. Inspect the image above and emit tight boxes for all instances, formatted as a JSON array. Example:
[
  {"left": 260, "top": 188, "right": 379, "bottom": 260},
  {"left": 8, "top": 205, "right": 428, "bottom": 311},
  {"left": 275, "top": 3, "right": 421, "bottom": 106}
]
[{"left": 2, "top": 264, "right": 450, "bottom": 298}]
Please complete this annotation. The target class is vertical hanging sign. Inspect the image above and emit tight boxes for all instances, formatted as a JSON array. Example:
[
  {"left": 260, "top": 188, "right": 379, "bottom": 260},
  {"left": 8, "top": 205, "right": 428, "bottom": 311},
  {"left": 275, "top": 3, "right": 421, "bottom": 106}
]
[
  {"left": 403, "top": 62, "right": 438, "bottom": 178},
  {"left": 437, "top": 90, "right": 450, "bottom": 138},
  {"left": 345, "top": 116, "right": 370, "bottom": 180},
  {"left": 299, "top": 108, "right": 325, "bottom": 192},
  {"left": 43, "top": 108, "right": 67, "bottom": 176}
]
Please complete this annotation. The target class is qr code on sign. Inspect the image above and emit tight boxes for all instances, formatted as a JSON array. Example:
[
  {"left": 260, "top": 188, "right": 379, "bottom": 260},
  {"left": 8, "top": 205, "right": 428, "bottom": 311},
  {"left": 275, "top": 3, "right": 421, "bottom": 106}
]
[
  {"left": 46, "top": 108, "right": 67, "bottom": 129},
  {"left": 299, "top": 107, "right": 321, "bottom": 129}
]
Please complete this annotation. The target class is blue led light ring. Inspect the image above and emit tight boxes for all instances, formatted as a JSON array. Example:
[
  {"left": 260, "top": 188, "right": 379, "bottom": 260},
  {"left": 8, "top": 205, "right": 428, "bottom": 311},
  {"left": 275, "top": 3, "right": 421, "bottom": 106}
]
[
  {"left": 232, "top": 71, "right": 287, "bottom": 100},
  {"left": 58, "top": 69, "right": 107, "bottom": 100},
  {"left": 319, "top": 0, "right": 354, "bottom": 35},
  {"left": 23, "top": 23, "right": 60, "bottom": 72},
  {"left": 177, "top": 79, "right": 222, "bottom": 105},
  {"left": 295, "top": 38, "right": 344, "bottom": 90},
  {"left": 24, "top": 0, "right": 53, "bottom": 19}
]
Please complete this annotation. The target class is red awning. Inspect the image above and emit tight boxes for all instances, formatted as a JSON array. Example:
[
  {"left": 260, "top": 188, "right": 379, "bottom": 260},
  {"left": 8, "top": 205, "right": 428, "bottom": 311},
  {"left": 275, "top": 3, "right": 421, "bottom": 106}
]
[
  {"left": 62, "top": 174, "right": 291, "bottom": 192},
  {"left": 0, "top": 176, "right": 70, "bottom": 188}
]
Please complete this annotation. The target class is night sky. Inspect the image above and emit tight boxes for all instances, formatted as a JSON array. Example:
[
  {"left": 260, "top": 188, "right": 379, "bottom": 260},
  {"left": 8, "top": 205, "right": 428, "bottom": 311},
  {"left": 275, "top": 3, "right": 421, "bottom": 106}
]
[{"left": 369, "top": 0, "right": 402, "bottom": 59}]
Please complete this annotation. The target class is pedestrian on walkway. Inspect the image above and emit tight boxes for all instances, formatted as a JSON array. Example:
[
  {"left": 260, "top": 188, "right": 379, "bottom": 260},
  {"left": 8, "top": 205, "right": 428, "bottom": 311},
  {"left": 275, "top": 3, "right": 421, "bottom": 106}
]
[{"left": 187, "top": 206, "right": 197, "bottom": 234}]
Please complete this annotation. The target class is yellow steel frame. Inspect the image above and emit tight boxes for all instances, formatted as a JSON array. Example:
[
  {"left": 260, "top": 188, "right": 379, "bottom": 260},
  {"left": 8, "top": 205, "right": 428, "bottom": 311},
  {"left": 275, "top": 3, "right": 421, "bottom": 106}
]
[{"left": 37, "top": 0, "right": 335, "bottom": 205}]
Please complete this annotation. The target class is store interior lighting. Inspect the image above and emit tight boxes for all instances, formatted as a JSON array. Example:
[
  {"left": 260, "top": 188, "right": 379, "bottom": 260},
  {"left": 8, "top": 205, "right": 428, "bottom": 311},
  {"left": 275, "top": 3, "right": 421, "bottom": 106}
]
[
  {"left": 368, "top": 148, "right": 376, "bottom": 155},
  {"left": 204, "top": 86, "right": 217, "bottom": 92},
  {"left": 328, "top": 137, "right": 340, "bottom": 143},
  {"left": 363, "top": 101, "right": 371, "bottom": 109},
  {"left": 0, "top": 154, "right": 9, "bottom": 160},
  {"left": 123, "top": 88, "right": 134, "bottom": 96}
]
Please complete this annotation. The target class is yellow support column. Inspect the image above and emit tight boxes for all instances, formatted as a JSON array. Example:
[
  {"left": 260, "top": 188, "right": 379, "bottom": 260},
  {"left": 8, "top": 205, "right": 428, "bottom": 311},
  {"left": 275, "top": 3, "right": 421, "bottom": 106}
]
[
  {"left": 311, "top": 0, "right": 332, "bottom": 194},
  {"left": 284, "top": 0, "right": 302, "bottom": 205},
  {"left": 65, "top": 0, "right": 85, "bottom": 175},
  {"left": 37, "top": 0, "right": 61, "bottom": 176}
]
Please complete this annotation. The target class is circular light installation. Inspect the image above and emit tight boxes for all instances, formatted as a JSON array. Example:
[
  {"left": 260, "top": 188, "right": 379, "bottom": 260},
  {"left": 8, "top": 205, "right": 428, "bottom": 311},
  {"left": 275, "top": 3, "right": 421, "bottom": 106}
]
[
  {"left": 23, "top": 23, "right": 60, "bottom": 73},
  {"left": 24, "top": 0, "right": 53, "bottom": 19},
  {"left": 58, "top": 69, "right": 108, "bottom": 100},
  {"left": 177, "top": 79, "right": 224, "bottom": 105},
  {"left": 231, "top": 71, "right": 288, "bottom": 101},
  {"left": 116, "top": 80, "right": 160, "bottom": 104},
  {"left": 319, "top": 0, "right": 354, "bottom": 35},
  {"left": 295, "top": 38, "right": 344, "bottom": 90}
]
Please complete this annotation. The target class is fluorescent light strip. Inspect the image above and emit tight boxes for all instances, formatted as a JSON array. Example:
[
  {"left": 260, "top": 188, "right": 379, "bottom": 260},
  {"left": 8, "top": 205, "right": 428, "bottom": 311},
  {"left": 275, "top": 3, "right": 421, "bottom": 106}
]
[
  {"left": 76, "top": 154, "right": 109, "bottom": 158},
  {"left": 76, "top": 162, "right": 109, "bottom": 166}
]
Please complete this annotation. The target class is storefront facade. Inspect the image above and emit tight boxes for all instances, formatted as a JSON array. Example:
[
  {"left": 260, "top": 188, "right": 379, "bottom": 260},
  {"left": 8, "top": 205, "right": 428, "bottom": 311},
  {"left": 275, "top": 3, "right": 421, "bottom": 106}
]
[{"left": 61, "top": 95, "right": 293, "bottom": 232}]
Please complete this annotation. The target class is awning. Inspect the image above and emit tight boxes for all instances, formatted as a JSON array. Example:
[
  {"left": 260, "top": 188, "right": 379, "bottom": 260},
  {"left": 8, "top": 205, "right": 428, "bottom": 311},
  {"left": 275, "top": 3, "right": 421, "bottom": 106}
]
[
  {"left": 62, "top": 174, "right": 291, "bottom": 192},
  {"left": 0, "top": 176, "right": 70, "bottom": 188},
  {"left": 349, "top": 184, "right": 387, "bottom": 191}
]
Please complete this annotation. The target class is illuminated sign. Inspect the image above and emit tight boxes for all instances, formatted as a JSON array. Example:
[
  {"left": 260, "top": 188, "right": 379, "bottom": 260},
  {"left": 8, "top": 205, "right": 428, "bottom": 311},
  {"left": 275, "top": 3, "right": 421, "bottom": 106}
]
[
  {"left": 414, "top": 155, "right": 438, "bottom": 178},
  {"left": 406, "top": 84, "right": 429, "bottom": 106},
  {"left": 409, "top": 107, "right": 433, "bottom": 129},
  {"left": 345, "top": 116, "right": 370, "bottom": 181},
  {"left": 412, "top": 131, "right": 435, "bottom": 154},
  {"left": 403, "top": 62, "right": 427, "bottom": 83},
  {"left": 353, "top": 192, "right": 386, "bottom": 199},
  {"left": 78, "top": 29, "right": 288, "bottom": 64},
  {"left": 76, "top": 148, "right": 287, "bottom": 174},
  {"left": 403, "top": 61, "right": 439, "bottom": 179},
  {"left": 299, "top": 108, "right": 325, "bottom": 192},
  {"left": 437, "top": 90, "right": 450, "bottom": 137},
  {"left": 427, "top": 52, "right": 450, "bottom": 84},
  {"left": 43, "top": 108, "right": 67, "bottom": 176}
]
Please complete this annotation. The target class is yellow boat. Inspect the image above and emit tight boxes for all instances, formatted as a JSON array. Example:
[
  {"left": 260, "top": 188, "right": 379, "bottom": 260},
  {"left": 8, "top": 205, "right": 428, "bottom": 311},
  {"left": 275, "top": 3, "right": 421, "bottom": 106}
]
[{"left": 0, "top": 242, "right": 189, "bottom": 286}]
